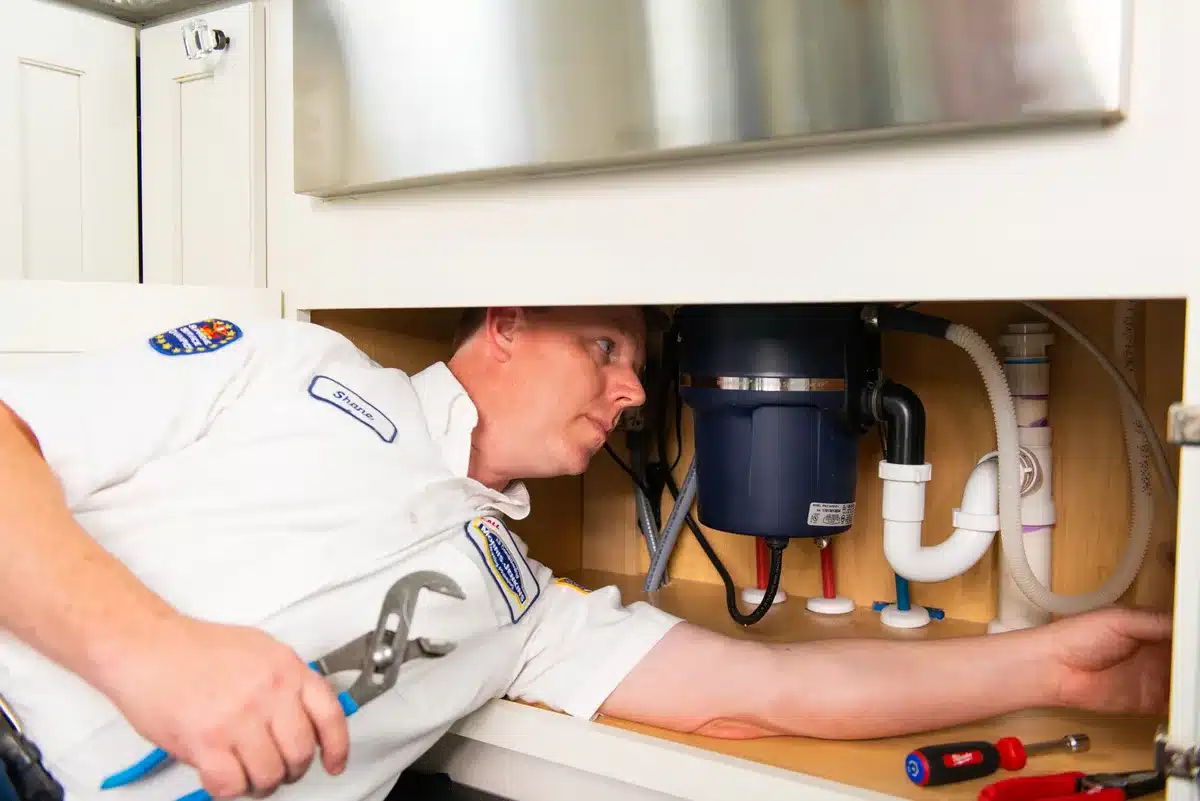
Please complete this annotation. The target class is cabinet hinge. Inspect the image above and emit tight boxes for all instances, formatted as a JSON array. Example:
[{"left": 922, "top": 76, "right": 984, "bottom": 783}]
[
  {"left": 1156, "top": 726, "right": 1200, "bottom": 781},
  {"left": 1167, "top": 403, "right": 1200, "bottom": 446}
]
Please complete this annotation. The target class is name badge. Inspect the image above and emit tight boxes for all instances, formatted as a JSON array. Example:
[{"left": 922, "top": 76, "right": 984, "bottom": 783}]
[{"left": 308, "top": 375, "right": 397, "bottom": 443}]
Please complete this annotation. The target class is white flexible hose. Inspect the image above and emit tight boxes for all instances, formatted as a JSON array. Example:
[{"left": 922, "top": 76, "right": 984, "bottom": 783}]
[
  {"left": 1024, "top": 300, "right": 1178, "bottom": 508},
  {"left": 946, "top": 318, "right": 1156, "bottom": 616},
  {"left": 1112, "top": 300, "right": 1157, "bottom": 601},
  {"left": 1114, "top": 302, "right": 1156, "bottom": 513}
]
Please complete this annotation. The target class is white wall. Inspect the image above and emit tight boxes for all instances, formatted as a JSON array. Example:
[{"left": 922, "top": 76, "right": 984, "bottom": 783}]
[{"left": 266, "top": 1, "right": 1198, "bottom": 311}]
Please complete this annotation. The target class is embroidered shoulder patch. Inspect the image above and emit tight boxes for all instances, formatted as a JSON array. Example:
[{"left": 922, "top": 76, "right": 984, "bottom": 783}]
[
  {"left": 149, "top": 319, "right": 242, "bottom": 356},
  {"left": 307, "top": 375, "right": 397, "bottom": 443},
  {"left": 554, "top": 577, "right": 590, "bottom": 595},
  {"left": 463, "top": 516, "right": 541, "bottom": 623}
]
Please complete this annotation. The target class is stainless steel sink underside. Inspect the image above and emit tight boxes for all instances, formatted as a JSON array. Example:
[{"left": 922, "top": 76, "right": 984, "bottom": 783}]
[{"left": 54, "top": 0, "right": 228, "bottom": 24}]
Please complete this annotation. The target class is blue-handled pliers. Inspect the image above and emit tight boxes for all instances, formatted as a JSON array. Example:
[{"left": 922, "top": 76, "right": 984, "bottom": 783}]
[{"left": 98, "top": 570, "right": 464, "bottom": 799}]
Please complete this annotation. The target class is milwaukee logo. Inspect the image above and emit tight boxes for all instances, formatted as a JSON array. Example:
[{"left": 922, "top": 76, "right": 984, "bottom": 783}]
[{"left": 944, "top": 751, "right": 983, "bottom": 768}]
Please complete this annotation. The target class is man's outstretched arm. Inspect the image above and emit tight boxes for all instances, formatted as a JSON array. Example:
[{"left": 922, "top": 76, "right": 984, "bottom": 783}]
[{"left": 598, "top": 607, "right": 1172, "bottom": 740}]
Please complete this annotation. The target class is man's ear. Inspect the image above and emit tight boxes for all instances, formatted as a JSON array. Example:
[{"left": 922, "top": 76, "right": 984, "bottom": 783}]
[{"left": 482, "top": 307, "right": 524, "bottom": 362}]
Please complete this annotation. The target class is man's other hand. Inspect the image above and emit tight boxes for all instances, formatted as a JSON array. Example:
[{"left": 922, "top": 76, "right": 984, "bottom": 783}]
[
  {"left": 106, "top": 617, "right": 350, "bottom": 799},
  {"left": 1050, "top": 606, "right": 1172, "bottom": 716}
]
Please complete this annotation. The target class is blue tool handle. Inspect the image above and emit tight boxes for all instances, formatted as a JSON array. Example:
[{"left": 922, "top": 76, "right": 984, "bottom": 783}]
[
  {"left": 174, "top": 790, "right": 212, "bottom": 801},
  {"left": 99, "top": 746, "right": 170, "bottom": 789},
  {"left": 335, "top": 690, "right": 359, "bottom": 716}
]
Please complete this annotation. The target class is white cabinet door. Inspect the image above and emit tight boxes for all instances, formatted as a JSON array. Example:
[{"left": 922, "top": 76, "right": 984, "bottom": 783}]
[
  {"left": 0, "top": 280, "right": 281, "bottom": 370},
  {"left": 1165, "top": 293, "right": 1200, "bottom": 801},
  {"left": 0, "top": 0, "right": 139, "bottom": 283},
  {"left": 139, "top": 2, "right": 266, "bottom": 288}
]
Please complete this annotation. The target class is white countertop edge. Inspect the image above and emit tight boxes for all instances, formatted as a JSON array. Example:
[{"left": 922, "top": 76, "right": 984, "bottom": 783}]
[{"left": 450, "top": 699, "right": 900, "bottom": 801}]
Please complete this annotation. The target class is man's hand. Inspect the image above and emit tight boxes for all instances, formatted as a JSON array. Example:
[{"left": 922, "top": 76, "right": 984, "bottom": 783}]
[
  {"left": 1050, "top": 607, "right": 1172, "bottom": 716},
  {"left": 102, "top": 616, "right": 350, "bottom": 800}
]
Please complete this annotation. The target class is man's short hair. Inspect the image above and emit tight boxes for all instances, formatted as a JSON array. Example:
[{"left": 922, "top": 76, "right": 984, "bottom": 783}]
[
  {"left": 451, "top": 308, "right": 488, "bottom": 351},
  {"left": 450, "top": 306, "right": 670, "bottom": 352}
]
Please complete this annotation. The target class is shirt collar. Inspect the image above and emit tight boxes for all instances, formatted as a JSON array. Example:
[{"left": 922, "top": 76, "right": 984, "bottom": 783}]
[{"left": 409, "top": 362, "right": 530, "bottom": 519}]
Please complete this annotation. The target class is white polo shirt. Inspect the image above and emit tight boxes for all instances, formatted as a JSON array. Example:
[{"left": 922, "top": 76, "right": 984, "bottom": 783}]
[{"left": 0, "top": 317, "right": 682, "bottom": 801}]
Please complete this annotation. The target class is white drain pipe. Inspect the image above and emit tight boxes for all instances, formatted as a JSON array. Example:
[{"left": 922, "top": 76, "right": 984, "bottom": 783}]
[
  {"left": 881, "top": 457, "right": 1001, "bottom": 587},
  {"left": 988, "top": 322, "right": 1056, "bottom": 633}
]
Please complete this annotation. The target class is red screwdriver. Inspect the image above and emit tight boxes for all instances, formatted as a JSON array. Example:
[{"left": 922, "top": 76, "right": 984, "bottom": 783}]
[{"left": 905, "top": 733, "right": 1090, "bottom": 787}]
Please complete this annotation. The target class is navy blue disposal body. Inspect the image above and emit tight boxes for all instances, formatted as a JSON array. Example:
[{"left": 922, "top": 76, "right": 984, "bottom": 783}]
[{"left": 675, "top": 304, "right": 880, "bottom": 540}]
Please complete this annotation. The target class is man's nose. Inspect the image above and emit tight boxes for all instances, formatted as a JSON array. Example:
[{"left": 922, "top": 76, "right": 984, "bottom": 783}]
[{"left": 612, "top": 368, "right": 646, "bottom": 408}]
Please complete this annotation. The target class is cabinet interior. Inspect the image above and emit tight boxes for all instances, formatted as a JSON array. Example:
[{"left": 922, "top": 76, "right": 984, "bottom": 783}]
[
  {"left": 310, "top": 298, "right": 1184, "bottom": 621},
  {"left": 309, "top": 298, "right": 1185, "bottom": 799}
]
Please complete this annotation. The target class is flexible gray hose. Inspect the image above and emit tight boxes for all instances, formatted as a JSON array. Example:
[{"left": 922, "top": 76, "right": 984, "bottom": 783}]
[
  {"left": 635, "top": 487, "right": 659, "bottom": 557},
  {"left": 629, "top": 448, "right": 660, "bottom": 562},
  {"left": 644, "top": 457, "right": 698, "bottom": 591},
  {"left": 635, "top": 485, "right": 669, "bottom": 584}
]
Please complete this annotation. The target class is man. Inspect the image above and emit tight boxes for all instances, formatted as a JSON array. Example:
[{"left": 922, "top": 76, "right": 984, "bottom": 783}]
[{"left": 0, "top": 305, "right": 1171, "bottom": 801}]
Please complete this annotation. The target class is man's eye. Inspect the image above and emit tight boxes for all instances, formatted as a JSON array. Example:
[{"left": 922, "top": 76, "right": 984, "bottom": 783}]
[{"left": 592, "top": 338, "right": 619, "bottom": 362}]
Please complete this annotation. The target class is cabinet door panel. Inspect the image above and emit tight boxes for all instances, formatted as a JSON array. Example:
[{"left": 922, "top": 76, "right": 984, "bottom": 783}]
[
  {"left": 140, "top": 2, "right": 266, "bottom": 288},
  {"left": 0, "top": 0, "right": 139, "bottom": 282},
  {"left": 0, "top": 280, "right": 281, "bottom": 365},
  {"left": 1166, "top": 295, "right": 1200, "bottom": 801}
]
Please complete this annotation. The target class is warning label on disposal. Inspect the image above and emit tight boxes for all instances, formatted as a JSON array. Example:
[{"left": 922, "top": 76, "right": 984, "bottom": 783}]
[{"left": 807, "top": 502, "right": 855, "bottom": 527}]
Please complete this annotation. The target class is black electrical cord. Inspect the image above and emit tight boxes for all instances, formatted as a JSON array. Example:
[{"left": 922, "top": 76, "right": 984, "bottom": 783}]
[
  {"left": 640, "top": 358, "right": 667, "bottom": 531},
  {"left": 671, "top": 378, "right": 683, "bottom": 473},
  {"left": 640, "top": 351, "right": 672, "bottom": 529},
  {"left": 603, "top": 442, "right": 654, "bottom": 500},
  {"left": 608, "top": 339, "right": 677, "bottom": 556},
  {"left": 698, "top": 528, "right": 787, "bottom": 625}
]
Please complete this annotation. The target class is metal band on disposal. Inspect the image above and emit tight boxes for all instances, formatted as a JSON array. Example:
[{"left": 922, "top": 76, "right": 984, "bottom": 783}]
[{"left": 680, "top": 375, "right": 845, "bottom": 392}]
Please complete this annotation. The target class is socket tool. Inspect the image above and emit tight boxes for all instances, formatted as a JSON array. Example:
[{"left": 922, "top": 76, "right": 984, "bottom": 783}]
[{"left": 906, "top": 733, "right": 1091, "bottom": 787}]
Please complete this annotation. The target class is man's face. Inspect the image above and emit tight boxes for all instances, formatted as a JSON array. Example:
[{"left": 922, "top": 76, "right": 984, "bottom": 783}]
[{"left": 495, "top": 306, "right": 647, "bottom": 478}]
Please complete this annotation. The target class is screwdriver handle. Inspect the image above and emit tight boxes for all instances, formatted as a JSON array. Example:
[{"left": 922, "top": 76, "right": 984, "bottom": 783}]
[{"left": 905, "top": 737, "right": 1028, "bottom": 787}]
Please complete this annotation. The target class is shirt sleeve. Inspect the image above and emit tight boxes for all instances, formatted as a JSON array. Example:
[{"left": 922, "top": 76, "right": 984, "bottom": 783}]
[
  {"left": 0, "top": 317, "right": 356, "bottom": 509},
  {"left": 504, "top": 572, "right": 684, "bottom": 720}
]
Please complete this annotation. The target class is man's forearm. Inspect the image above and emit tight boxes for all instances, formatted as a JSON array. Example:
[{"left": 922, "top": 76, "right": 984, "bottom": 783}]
[
  {"left": 0, "top": 403, "right": 178, "bottom": 695},
  {"left": 754, "top": 632, "right": 1059, "bottom": 739},
  {"left": 601, "top": 622, "right": 1061, "bottom": 740}
]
